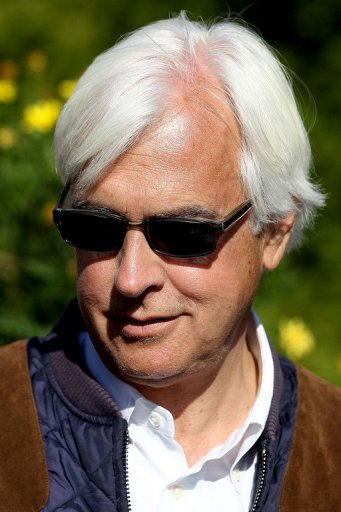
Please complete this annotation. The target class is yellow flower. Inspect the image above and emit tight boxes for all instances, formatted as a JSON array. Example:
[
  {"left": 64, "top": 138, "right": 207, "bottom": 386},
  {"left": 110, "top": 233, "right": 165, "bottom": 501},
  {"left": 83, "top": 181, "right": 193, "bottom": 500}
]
[
  {"left": 25, "top": 51, "right": 47, "bottom": 73},
  {"left": 58, "top": 79, "right": 77, "bottom": 100},
  {"left": 0, "top": 60, "right": 19, "bottom": 79},
  {"left": 22, "top": 99, "right": 62, "bottom": 133},
  {"left": 279, "top": 318, "right": 315, "bottom": 360},
  {"left": 0, "top": 79, "right": 17, "bottom": 103},
  {"left": 0, "top": 126, "right": 17, "bottom": 149}
]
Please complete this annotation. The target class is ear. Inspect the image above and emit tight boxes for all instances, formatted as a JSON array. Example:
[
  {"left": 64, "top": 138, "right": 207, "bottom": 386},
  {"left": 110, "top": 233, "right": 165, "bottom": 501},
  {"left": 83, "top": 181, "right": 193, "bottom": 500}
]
[{"left": 262, "top": 212, "right": 296, "bottom": 271}]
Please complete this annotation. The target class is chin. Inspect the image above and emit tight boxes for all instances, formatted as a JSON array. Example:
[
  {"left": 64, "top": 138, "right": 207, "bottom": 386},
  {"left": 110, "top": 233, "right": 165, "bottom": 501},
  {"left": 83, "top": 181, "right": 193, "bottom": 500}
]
[
  {"left": 97, "top": 346, "right": 190, "bottom": 388},
  {"left": 111, "top": 359, "right": 186, "bottom": 386}
]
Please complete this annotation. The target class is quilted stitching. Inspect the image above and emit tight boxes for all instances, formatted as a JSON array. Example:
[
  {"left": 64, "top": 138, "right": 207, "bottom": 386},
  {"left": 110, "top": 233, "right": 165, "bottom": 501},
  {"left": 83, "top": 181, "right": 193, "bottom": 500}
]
[{"left": 28, "top": 343, "right": 127, "bottom": 512}]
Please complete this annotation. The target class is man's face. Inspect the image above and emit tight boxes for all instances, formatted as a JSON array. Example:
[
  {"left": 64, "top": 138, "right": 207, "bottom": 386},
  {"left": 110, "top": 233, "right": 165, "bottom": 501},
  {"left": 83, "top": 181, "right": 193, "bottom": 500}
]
[{"left": 75, "top": 102, "right": 268, "bottom": 391}]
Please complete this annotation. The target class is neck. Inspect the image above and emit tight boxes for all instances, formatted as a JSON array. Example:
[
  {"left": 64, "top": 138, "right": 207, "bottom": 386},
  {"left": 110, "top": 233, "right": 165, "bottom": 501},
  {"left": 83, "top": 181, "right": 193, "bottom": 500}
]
[{"left": 135, "top": 316, "right": 259, "bottom": 466}]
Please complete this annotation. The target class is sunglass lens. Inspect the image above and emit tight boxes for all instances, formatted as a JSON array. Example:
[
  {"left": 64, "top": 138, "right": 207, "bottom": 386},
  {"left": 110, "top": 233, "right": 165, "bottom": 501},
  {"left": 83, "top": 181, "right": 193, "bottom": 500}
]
[
  {"left": 148, "top": 220, "right": 216, "bottom": 257},
  {"left": 59, "top": 212, "right": 125, "bottom": 251}
]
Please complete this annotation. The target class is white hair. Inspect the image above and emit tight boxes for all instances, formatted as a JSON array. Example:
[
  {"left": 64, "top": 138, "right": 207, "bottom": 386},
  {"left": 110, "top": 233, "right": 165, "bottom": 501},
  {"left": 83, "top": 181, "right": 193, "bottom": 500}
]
[{"left": 54, "top": 12, "right": 325, "bottom": 248}]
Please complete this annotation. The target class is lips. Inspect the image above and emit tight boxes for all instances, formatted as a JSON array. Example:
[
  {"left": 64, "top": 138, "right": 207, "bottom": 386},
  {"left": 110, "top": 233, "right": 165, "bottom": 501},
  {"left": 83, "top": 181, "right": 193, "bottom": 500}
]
[
  {"left": 113, "top": 315, "right": 179, "bottom": 337},
  {"left": 121, "top": 316, "right": 175, "bottom": 325}
]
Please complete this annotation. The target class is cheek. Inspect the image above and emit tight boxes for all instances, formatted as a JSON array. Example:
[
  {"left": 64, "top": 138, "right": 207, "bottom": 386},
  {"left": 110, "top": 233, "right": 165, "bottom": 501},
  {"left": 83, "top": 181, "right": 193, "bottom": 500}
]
[
  {"left": 177, "top": 238, "right": 264, "bottom": 316},
  {"left": 75, "top": 251, "right": 115, "bottom": 305},
  {"left": 166, "top": 262, "right": 238, "bottom": 321}
]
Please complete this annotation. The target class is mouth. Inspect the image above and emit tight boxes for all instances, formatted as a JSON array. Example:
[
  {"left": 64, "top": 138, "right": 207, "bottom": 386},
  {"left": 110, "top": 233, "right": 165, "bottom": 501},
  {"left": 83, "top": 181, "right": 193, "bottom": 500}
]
[{"left": 113, "top": 315, "right": 179, "bottom": 338}]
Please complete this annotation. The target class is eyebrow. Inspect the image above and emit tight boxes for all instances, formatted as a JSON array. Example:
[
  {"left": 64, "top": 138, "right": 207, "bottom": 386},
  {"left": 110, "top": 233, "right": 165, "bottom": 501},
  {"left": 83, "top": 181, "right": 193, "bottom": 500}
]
[{"left": 72, "top": 200, "right": 220, "bottom": 221}]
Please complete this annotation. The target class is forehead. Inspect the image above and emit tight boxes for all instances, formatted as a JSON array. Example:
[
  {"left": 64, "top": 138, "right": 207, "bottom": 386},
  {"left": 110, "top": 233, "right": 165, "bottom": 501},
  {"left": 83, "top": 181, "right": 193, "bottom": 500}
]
[{"left": 84, "top": 101, "right": 244, "bottom": 217}]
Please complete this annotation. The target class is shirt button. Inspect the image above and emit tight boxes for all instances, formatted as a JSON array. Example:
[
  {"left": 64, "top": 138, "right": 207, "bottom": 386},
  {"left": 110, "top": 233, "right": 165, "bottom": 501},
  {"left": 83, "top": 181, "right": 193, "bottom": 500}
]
[
  {"left": 232, "top": 468, "right": 240, "bottom": 482},
  {"left": 169, "top": 484, "right": 184, "bottom": 499},
  {"left": 148, "top": 412, "right": 161, "bottom": 428}
]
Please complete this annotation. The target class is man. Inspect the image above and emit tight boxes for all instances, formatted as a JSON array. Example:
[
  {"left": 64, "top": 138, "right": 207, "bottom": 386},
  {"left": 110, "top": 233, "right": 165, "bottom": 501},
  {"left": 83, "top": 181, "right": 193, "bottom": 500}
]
[{"left": 0, "top": 13, "right": 340, "bottom": 512}]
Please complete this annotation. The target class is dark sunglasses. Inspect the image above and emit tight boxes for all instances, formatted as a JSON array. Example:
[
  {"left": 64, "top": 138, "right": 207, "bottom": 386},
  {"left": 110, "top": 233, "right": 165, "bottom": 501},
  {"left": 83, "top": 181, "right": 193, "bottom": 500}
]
[{"left": 53, "top": 184, "right": 252, "bottom": 258}]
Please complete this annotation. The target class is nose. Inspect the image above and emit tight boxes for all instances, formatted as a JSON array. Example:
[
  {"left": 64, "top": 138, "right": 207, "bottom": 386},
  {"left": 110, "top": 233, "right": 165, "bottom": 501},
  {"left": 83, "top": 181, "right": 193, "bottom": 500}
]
[{"left": 114, "top": 228, "right": 166, "bottom": 298}]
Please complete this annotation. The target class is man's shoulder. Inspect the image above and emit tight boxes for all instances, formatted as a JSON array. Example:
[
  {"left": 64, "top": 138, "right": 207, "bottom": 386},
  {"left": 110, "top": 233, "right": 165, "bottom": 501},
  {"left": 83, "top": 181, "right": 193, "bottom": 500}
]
[
  {"left": 0, "top": 337, "right": 49, "bottom": 382},
  {"left": 0, "top": 339, "right": 49, "bottom": 512},
  {"left": 296, "top": 364, "right": 341, "bottom": 410},
  {"left": 279, "top": 365, "right": 341, "bottom": 512},
  {"left": 294, "top": 364, "right": 341, "bottom": 453},
  {"left": 0, "top": 339, "right": 29, "bottom": 381},
  {"left": 0, "top": 338, "right": 27, "bottom": 353}
]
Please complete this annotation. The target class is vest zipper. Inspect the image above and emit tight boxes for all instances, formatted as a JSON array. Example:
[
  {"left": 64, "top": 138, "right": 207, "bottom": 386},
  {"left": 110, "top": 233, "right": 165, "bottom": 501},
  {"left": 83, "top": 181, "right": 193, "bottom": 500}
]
[
  {"left": 250, "top": 440, "right": 268, "bottom": 512},
  {"left": 122, "top": 428, "right": 132, "bottom": 512}
]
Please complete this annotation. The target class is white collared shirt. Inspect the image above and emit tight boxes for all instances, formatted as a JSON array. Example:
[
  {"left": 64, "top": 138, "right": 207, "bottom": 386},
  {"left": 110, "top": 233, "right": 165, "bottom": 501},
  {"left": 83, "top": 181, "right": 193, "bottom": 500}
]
[{"left": 79, "top": 312, "right": 274, "bottom": 511}]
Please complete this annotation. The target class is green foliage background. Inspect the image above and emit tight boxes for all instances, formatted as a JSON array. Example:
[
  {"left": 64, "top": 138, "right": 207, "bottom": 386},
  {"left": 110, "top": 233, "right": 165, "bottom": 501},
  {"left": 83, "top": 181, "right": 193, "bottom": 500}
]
[{"left": 0, "top": 0, "right": 340, "bottom": 385}]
